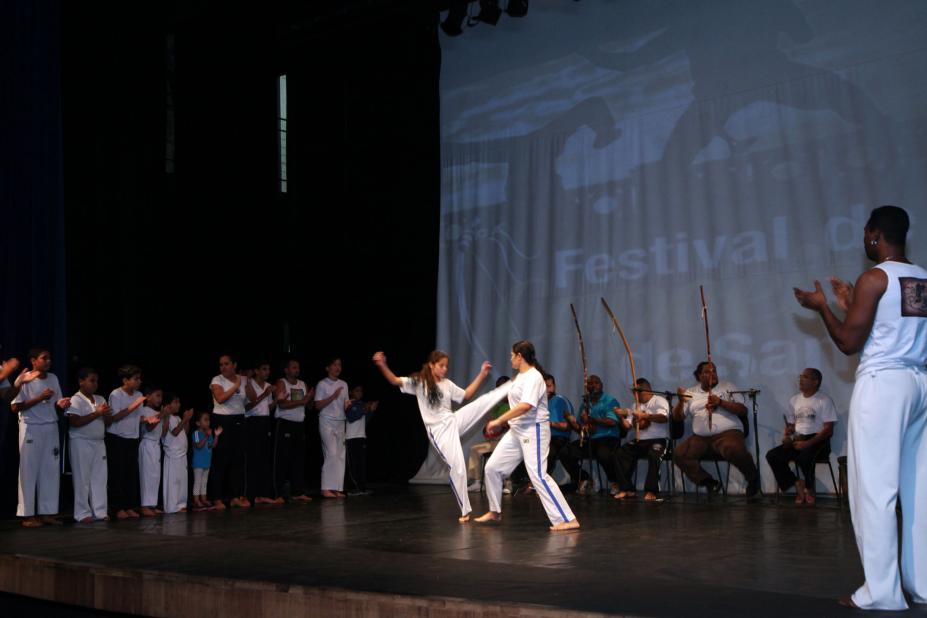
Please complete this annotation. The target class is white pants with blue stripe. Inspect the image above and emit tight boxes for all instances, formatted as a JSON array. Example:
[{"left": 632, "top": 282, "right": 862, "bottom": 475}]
[
  {"left": 484, "top": 421, "right": 576, "bottom": 525},
  {"left": 848, "top": 366, "right": 927, "bottom": 610},
  {"left": 426, "top": 383, "right": 512, "bottom": 517}
]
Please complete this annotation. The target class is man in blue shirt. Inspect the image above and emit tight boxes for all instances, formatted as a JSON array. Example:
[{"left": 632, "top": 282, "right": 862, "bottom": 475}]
[
  {"left": 545, "top": 375, "right": 574, "bottom": 483},
  {"left": 559, "top": 375, "right": 622, "bottom": 494}
]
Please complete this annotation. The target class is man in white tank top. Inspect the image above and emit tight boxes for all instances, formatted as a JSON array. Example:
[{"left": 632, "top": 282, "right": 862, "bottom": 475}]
[{"left": 795, "top": 205, "right": 927, "bottom": 611}]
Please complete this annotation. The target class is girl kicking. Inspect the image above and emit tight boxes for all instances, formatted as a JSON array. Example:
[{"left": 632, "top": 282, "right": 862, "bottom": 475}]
[
  {"left": 372, "top": 350, "right": 511, "bottom": 523},
  {"left": 475, "top": 341, "right": 579, "bottom": 532}
]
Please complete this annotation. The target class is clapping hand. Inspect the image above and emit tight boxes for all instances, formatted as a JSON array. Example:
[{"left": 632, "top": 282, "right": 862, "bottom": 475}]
[{"left": 830, "top": 276, "right": 854, "bottom": 313}]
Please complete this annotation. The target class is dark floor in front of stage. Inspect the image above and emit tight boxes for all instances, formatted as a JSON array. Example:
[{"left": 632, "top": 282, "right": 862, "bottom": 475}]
[{"left": 1, "top": 486, "right": 924, "bottom": 618}]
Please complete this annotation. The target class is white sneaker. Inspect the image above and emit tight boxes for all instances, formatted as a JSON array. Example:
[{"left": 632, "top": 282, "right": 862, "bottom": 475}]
[{"left": 467, "top": 480, "right": 481, "bottom": 492}]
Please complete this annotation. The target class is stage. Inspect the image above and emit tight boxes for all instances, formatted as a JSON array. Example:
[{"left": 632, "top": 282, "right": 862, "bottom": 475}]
[{"left": 0, "top": 485, "right": 920, "bottom": 617}]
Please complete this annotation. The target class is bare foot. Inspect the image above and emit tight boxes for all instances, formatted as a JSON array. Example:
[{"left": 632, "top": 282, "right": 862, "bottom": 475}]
[
  {"left": 644, "top": 492, "right": 659, "bottom": 502},
  {"left": 139, "top": 507, "right": 157, "bottom": 517},
  {"left": 458, "top": 514, "right": 470, "bottom": 523},
  {"left": 102, "top": 516, "right": 110, "bottom": 522},
  {"left": 335, "top": 491, "right": 347, "bottom": 499},
  {"left": 154, "top": 508, "right": 164, "bottom": 514},
  {"left": 614, "top": 491, "right": 636, "bottom": 500},
  {"left": 230, "top": 497, "right": 251, "bottom": 508},
  {"left": 292, "top": 494, "right": 312, "bottom": 503},
  {"left": 125, "top": 509, "right": 140, "bottom": 519},
  {"left": 178, "top": 507, "right": 187, "bottom": 513},
  {"left": 474, "top": 511, "right": 502, "bottom": 523},
  {"left": 837, "top": 596, "right": 858, "bottom": 608},
  {"left": 804, "top": 491, "right": 816, "bottom": 506},
  {"left": 321, "top": 490, "right": 341, "bottom": 499},
  {"left": 116, "top": 510, "right": 130, "bottom": 520},
  {"left": 79, "top": 516, "right": 93, "bottom": 524},
  {"left": 39, "top": 515, "right": 62, "bottom": 526},
  {"left": 272, "top": 497, "right": 285, "bottom": 505},
  {"left": 212, "top": 500, "right": 227, "bottom": 511},
  {"left": 21, "top": 517, "right": 43, "bottom": 528},
  {"left": 550, "top": 520, "right": 581, "bottom": 532},
  {"left": 794, "top": 480, "right": 806, "bottom": 505}
]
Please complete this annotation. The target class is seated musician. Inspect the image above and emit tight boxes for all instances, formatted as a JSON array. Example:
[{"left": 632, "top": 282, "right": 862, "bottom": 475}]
[
  {"left": 558, "top": 375, "right": 622, "bottom": 494},
  {"left": 672, "top": 361, "right": 760, "bottom": 497},
  {"left": 613, "top": 378, "right": 669, "bottom": 501},
  {"left": 765, "top": 368, "right": 837, "bottom": 505}
]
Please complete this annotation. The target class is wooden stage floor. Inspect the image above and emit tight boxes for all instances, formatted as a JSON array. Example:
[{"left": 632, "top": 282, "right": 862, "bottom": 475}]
[{"left": 1, "top": 485, "right": 923, "bottom": 617}]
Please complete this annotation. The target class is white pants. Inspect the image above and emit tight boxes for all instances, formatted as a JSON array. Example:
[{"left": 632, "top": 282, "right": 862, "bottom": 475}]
[
  {"left": 17, "top": 421, "right": 60, "bottom": 517},
  {"left": 319, "top": 417, "right": 346, "bottom": 492},
  {"left": 138, "top": 439, "right": 161, "bottom": 507},
  {"left": 849, "top": 367, "right": 927, "bottom": 610},
  {"left": 162, "top": 455, "right": 188, "bottom": 514},
  {"left": 193, "top": 468, "right": 209, "bottom": 496},
  {"left": 69, "top": 438, "right": 108, "bottom": 521},
  {"left": 484, "top": 421, "right": 576, "bottom": 526},
  {"left": 426, "top": 383, "right": 512, "bottom": 517}
]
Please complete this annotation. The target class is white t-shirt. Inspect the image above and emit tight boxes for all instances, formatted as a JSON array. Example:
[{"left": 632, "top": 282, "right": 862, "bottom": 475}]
[
  {"left": 681, "top": 381, "right": 743, "bottom": 437},
  {"left": 139, "top": 406, "right": 162, "bottom": 441},
  {"left": 507, "top": 367, "right": 548, "bottom": 430},
  {"left": 66, "top": 392, "right": 106, "bottom": 441},
  {"left": 788, "top": 391, "right": 839, "bottom": 436},
  {"left": 211, "top": 374, "right": 247, "bottom": 416},
  {"left": 346, "top": 407, "right": 366, "bottom": 440},
  {"left": 635, "top": 395, "right": 670, "bottom": 441},
  {"left": 277, "top": 378, "right": 308, "bottom": 422},
  {"left": 858, "top": 261, "right": 927, "bottom": 375},
  {"left": 246, "top": 379, "right": 274, "bottom": 418},
  {"left": 315, "top": 377, "right": 348, "bottom": 421},
  {"left": 12, "top": 373, "right": 62, "bottom": 425},
  {"left": 107, "top": 387, "right": 144, "bottom": 438},
  {"left": 399, "top": 376, "right": 465, "bottom": 427},
  {"left": 162, "top": 415, "right": 188, "bottom": 458}
]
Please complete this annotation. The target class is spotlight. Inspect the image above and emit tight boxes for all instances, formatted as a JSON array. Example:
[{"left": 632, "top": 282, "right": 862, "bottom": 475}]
[
  {"left": 475, "top": 0, "right": 502, "bottom": 25},
  {"left": 506, "top": 0, "right": 528, "bottom": 17},
  {"left": 440, "top": 0, "right": 467, "bottom": 36}
]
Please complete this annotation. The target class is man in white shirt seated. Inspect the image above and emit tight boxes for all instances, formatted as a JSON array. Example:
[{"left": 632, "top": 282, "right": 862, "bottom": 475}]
[
  {"left": 765, "top": 368, "right": 838, "bottom": 505},
  {"left": 672, "top": 361, "right": 759, "bottom": 497}
]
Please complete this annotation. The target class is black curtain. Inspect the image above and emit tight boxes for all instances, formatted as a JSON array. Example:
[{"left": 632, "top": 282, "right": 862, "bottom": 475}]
[{"left": 0, "top": 0, "right": 68, "bottom": 515}]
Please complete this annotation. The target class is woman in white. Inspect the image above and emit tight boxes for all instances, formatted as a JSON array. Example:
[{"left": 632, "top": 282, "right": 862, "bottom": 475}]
[
  {"left": 373, "top": 349, "right": 511, "bottom": 523},
  {"left": 475, "top": 340, "right": 579, "bottom": 532},
  {"left": 208, "top": 354, "right": 250, "bottom": 510},
  {"left": 314, "top": 357, "right": 349, "bottom": 498}
]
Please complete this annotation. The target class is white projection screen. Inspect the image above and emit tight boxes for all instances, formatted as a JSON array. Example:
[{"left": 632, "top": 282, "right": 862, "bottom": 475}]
[{"left": 416, "top": 0, "right": 927, "bottom": 492}]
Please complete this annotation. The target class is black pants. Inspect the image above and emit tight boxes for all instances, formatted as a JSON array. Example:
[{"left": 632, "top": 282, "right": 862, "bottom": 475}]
[
  {"left": 559, "top": 437, "right": 621, "bottom": 484},
  {"left": 208, "top": 415, "right": 245, "bottom": 502},
  {"left": 105, "top": 434, "right": 139, "bottom": 510},
  {"left": 345, "top": 437, "right": 367, "bottom": 492},
  {"left": 766, "top": 438, "right": 829, "bottom": 491},
  {"left": 615, "top": 439, "right": 667, "bottom": 493},
  {"left": 274, "top": 419, "right": 306, "bottom": 498},
  {"left": 245, "top": 416, "right": 274, "bottom": 499},
  {"left": 547, "top": 435, "right": 571, "bottom": 476}
]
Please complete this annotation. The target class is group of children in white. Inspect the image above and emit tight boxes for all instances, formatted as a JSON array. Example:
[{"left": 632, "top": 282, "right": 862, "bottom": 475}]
[{"left": 1, "top": 351, "right": 369, "bottom": 527}]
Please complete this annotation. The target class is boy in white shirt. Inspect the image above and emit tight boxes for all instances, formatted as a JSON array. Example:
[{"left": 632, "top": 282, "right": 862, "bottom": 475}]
[
  {"left": 11, "top": 348, "right": 71, "bottom": 527},
  {"left": 106, "top": 364, "right": 148, "bottom": 519},
  {"left": 161, "top": 393, "right": 193, "bottom": 514},
  {"left": 138, "top": 387, "right": 166, "bottom": 516},
  {"left": 66, "top": 368, "right": 113, "bottom": 522}
]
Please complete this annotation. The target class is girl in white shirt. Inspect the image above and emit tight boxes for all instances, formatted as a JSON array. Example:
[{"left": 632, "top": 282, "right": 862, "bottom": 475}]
[{"left": 373, "top": 350, "right": 510, "bottom": 522}]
